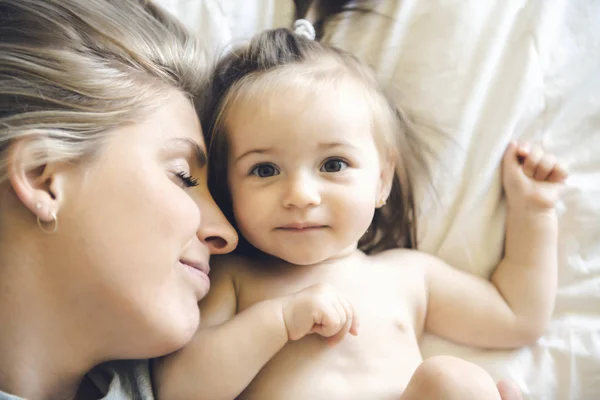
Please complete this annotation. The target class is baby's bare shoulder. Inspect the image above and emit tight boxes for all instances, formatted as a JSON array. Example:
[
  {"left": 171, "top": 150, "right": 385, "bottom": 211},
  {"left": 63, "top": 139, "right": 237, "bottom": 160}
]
[
  {"left": 210, "top": 253, "right": 249, "bottom": 277},
  {"left": 209, "top": 254, "right": 270, "bottom": 290},
  {"left": 212, "top": 254, "right": 297, "bottom": 296},
  {"left": 363, "top": 249, "right": 431, "bottom": 303},
  {"left": 369, "top": 248, "right": 430, "bottom": 278}
]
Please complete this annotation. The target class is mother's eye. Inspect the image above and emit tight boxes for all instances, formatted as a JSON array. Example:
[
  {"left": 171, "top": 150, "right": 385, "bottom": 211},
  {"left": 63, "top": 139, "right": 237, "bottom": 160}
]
[{"left": 175, "top": 171, "right": 199, "bottom": 187}]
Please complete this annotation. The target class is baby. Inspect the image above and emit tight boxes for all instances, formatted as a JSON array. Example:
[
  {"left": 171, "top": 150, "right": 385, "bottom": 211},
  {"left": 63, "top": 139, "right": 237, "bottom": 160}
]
[{"left": 155, "top": 28, "right": 567, "bottom": 400}]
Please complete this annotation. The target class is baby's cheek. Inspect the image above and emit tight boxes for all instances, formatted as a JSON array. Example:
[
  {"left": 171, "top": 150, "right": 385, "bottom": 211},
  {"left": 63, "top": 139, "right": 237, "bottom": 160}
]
[
  {"left": 233, "top": 199, "right": 264, "bottom": 239},
  {"left": 338, "top": 195, "right": 377, "bottom": 239}
]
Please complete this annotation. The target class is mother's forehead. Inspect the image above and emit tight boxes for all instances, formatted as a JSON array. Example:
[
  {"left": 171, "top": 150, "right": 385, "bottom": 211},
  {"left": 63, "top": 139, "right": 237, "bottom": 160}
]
[{"left": 105, "top": 90, "right": 205, "bottom": 152}]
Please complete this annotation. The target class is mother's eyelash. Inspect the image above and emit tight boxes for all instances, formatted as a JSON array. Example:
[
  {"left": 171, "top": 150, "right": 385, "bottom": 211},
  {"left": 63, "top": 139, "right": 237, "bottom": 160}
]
[{"left": 175, "top": 171, "right": 199, "bottom": 187}]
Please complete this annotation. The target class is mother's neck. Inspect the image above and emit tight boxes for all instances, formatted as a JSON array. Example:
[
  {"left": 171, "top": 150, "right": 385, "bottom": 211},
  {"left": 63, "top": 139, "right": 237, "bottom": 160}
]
[{"left": 0, "top": 250, "right": 97, "bottom": 400}]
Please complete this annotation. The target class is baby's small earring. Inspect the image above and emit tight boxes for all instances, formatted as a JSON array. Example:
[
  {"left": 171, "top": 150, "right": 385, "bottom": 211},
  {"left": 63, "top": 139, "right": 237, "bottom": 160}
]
[{"left": 377, "top": 198, "right": 387, "bottom": 208}]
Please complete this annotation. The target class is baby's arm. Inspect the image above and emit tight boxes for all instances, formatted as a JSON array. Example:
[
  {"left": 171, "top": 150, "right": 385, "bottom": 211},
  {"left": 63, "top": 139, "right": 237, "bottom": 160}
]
[
  {"left": 154, "top": 256, "right": 358, "bottom": 400},
  {"left": 424, "top": 141, "right": 567, "bottom": 348}
]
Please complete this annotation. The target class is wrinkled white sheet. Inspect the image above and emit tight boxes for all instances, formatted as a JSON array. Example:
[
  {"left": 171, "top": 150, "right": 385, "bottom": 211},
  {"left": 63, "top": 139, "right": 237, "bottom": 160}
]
[{"left": 156, "top": 1, "right": 600, "bottom": 398}]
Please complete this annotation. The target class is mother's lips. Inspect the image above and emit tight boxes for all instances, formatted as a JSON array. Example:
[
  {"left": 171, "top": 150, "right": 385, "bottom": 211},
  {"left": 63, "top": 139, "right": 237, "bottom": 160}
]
[{"left": 179, "top": 259, "right": 210, "bottom": 275}]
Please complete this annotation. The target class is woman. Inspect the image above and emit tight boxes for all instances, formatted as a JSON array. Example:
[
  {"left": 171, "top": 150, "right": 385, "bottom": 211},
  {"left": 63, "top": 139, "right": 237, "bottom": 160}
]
[{"left": 0, "top": 0, "right": 237, "bottom": 399}]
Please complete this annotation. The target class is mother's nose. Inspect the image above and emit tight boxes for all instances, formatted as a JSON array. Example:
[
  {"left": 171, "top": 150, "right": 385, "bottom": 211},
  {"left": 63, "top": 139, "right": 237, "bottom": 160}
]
[{"left": 197, "top": 195, "right": 238, "bottom": 254}]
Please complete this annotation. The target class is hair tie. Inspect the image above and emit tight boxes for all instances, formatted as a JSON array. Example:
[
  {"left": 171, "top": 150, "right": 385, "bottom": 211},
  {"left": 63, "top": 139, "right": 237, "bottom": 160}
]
[{"left": 293, "top": 19, "right": 316, "bottom": 41}]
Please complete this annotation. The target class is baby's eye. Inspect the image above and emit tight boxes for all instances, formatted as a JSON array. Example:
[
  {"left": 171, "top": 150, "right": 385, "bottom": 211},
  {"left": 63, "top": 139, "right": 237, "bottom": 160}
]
[
  {"left": 250, "top": 163, "right": 280, "bottom": 178},
  {"left": 320, "top": 159, "right": 348, "bottom": 173}
]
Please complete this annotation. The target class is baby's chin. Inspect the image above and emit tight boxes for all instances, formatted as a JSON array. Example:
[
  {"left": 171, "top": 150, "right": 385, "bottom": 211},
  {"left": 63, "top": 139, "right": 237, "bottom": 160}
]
[
  {"left": 249, "top": 237, "right": 361, "bottom": 267},
  {"left": 265, "top": 247, "right": 341, "bottom": 267}
]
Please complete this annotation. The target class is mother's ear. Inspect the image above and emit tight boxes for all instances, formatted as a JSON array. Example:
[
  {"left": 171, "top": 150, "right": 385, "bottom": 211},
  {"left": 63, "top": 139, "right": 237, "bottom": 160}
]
[{"left": 7, "top": 135, "right": 67, "bottom": 223}]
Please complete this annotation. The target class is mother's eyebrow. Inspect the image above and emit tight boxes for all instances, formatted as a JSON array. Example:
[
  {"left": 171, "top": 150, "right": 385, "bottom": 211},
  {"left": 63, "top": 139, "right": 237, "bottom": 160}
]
[{"left": 167, "top": 138, "right": 207, "bottom": 168}]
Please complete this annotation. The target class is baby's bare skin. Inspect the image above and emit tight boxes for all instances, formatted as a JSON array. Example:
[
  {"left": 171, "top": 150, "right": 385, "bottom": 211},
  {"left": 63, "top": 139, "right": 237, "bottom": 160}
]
[
  {"left": 155, "top": 139, "right": 566, "bottom": 400},
  {"left": 235, "top": 250, "right": 425, "bottom": 399}
]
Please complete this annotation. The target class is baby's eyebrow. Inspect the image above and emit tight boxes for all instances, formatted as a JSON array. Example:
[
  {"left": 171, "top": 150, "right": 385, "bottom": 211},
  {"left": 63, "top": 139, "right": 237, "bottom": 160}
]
[
  {"left": 318, "top": 141, "right": 359, "bottom": 150},
  {"left": 234, "top": 142, "right": 359, "bottom": 164},
  {"left": 235, "top": 147, "right": 273, "bottom": 163}
]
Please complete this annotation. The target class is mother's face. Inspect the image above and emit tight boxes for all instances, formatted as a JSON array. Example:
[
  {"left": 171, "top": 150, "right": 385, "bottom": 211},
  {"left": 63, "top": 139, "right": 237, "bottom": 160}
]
[{"left": 53, "top": 90, "right": 237, "bottom": 358}]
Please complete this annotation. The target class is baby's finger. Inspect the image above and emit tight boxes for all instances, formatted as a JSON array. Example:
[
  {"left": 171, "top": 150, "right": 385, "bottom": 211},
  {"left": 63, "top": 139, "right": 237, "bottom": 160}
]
[
  {"left": 338, "top": 299, "right": 354, "bottom": 339},
  {"left": 324, "top": 299, "right": 346, "bottom": 338},
  {"left": 312, "top": 304, "right": 341, "bottom": 337},
  {"left": 548, "top": 162, "right": 569, "bottom": 183},
  {"left": 326, "top": 302, "right": 352, "bottom": 346},
  {"left": 522, "top": 145, "right": 544, "bottom": 178},
  {"left": 332, "top": 298, "right": 348, "bottom": 339},
  {"left": 345, "top": 300, "right": 359, "bottom": 336},
  {"left": 333, "top": 297, "right": 347, "bottom": 329},
  {"left": 497, "top": 380, "right": 523, "bottom": 400},
  {"left": 515, "top": 141, "right": 531, "bottom": 160},
  {"left": 502, "top": 141, "right": 520, "bottom": 171},
  {"left": 533, "top": 154, "right": 556, "bottom": 181}
]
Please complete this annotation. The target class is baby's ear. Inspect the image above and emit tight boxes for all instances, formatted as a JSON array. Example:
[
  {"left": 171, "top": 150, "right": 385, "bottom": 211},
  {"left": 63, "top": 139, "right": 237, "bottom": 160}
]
[{"left": 377, "top": 154, "right": 395, "bottom": 208}]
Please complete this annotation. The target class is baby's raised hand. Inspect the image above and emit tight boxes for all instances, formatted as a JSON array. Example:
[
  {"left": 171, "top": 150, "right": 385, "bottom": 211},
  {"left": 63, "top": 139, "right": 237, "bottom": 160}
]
[
  {"left": 282, "top": 283, "right": 359, "bottom": 345},
  {"left": 502, "top": 141, "right": 568, "bottom": 211}
]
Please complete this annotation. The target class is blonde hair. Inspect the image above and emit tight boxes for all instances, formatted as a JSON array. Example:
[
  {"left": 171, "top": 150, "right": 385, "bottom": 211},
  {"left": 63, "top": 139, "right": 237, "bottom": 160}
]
[
  {"left": 202, "top": 28, "right": 425, "bottom": 255},
  {"left": 0, "top": 0, "right": 208, "bottom": 183}
]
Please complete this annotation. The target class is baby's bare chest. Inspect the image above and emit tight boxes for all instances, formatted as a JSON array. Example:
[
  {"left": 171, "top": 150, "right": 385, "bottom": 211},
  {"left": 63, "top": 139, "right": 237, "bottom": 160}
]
[
  {"left": 238, "top": 258, "right": 423, "bottom": 312},
  {"left": 237, "top": 263, "right": 426, "bottom": 399}
]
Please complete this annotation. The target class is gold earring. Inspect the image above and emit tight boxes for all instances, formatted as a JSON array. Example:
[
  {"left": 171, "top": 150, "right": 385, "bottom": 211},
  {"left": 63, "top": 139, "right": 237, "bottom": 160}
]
[
  {"left": 37, "top": 211, "right": 58, "bottom": 234},
  {"left": 377, "top": 198, "right": 387, "bottom": 208}
]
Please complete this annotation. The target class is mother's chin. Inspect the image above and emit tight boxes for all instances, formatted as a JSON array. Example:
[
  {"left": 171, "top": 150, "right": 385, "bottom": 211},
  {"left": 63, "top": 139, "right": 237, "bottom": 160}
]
[{"left": 113, "top": 290, "right": 203, "bottom": 361}]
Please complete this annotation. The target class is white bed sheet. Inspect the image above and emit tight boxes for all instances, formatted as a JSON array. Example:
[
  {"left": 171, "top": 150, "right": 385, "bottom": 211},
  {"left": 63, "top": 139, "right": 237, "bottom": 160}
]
[{"left": 156, "top": 1, "right": 600, "bottom": 398}]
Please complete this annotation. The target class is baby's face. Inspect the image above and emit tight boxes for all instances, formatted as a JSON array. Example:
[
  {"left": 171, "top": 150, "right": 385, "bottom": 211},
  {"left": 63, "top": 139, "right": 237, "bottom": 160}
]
[{"left": 225, "top": 81, "right": 385, "bottom": 265}]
